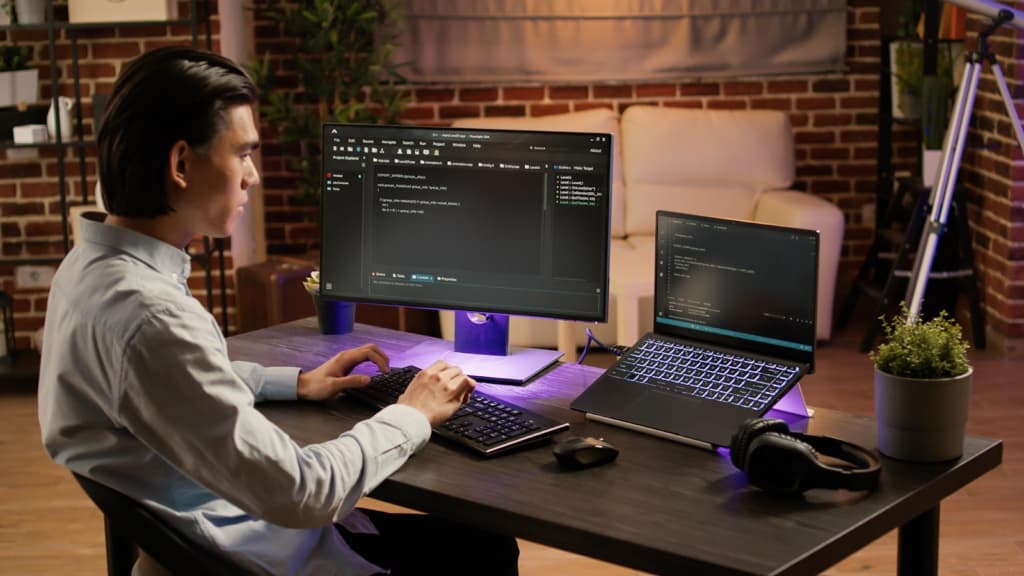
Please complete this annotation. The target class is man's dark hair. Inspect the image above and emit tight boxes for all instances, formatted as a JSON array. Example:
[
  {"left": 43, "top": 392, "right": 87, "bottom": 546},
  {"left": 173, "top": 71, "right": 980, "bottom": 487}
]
[{"left": 98, "top": 46, "right": 257, "bottom": 217}]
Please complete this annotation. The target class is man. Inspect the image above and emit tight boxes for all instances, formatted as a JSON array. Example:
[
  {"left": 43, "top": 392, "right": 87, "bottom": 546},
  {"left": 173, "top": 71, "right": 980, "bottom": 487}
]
[{"left": 38, "top": 46, "right": 519, "bottom": 575}]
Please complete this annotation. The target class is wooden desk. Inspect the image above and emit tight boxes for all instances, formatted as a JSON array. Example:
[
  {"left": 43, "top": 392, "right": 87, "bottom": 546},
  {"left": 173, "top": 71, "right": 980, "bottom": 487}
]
[{"left": 228, "top": 320, "right": 1003, "bottom": 576}]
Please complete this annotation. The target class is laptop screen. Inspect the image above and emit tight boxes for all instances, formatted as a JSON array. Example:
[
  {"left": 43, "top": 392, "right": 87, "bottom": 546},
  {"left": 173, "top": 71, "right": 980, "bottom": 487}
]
[{"left": 654, "top": 211, "right": 818, "bottom": 371}]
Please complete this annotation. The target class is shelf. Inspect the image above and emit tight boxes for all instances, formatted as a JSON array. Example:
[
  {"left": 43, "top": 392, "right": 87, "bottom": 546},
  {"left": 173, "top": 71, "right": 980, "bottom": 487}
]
[
  {"left": 65, "top": 18, "right": 197, "bottom": 30},
  {"left": 1, "top": 19, "right": 196, "bottom": 32},
  {"left": 0, "top": 257, "right": 64, "bottom": 266},
  {"left": 0, "top": 23, "right": 50, "bottom": 31},
  {"left": 0, "top": 139, "right": 94, "bottom": 149},
  {"left": 1, "top": 0, "right": 223, "bottom": 328}
]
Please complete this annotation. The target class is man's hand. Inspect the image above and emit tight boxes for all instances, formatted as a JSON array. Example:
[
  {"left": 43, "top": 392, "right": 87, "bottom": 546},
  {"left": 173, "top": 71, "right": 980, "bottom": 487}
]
[
  {"left": 296, "top": 344, "right": 389, "bottom": 402},
  {"left": 397, "top": 360, "right": 476, "bottom": 427}
]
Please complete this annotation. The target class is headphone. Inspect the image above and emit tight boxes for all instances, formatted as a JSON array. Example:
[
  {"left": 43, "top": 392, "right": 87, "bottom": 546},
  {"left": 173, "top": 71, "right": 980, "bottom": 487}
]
[{"left": 729, "top": 418, "right": 881, "bottom": 495}]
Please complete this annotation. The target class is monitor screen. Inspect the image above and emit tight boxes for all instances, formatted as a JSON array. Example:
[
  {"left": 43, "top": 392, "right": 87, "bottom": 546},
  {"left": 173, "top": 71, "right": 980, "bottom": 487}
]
[{"left": 318, "top": 122, "right": 613, "bottom": 381}]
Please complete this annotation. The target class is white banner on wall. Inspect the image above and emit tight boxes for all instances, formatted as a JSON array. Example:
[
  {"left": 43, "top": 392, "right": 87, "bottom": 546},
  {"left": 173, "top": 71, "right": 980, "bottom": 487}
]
[{"left": 394, "top": 0, "right": 848, "bottom": 83}]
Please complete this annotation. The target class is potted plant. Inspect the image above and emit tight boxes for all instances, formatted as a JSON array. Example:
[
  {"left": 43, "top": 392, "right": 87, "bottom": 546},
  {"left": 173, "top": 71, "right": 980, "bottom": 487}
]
[
  {"left": 247, "top": 0, "right": 410, "bottom": 200},
  {"left": 303, "top": 270, "right": 354, "bottom": 335},
  {"left": 0, "top": 44, "right": 38, "bottom": 108},
  {"left": 870, "top": 305, "right": 972, "bottom": 462}
]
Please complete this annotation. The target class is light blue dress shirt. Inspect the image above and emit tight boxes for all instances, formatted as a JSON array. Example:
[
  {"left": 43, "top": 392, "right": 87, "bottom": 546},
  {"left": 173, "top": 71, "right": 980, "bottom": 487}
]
[{"left": 38, "top": 213, "right": 432, "bottom": 575}]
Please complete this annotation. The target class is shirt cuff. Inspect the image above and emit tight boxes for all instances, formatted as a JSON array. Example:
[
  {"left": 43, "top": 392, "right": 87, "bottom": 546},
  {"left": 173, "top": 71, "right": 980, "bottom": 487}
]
[
  {"left": 259, "top": 366, "right": 300, "bottom": 401},
  {"left": 372, "top": 403, "right": 432, "bottom": 451}
]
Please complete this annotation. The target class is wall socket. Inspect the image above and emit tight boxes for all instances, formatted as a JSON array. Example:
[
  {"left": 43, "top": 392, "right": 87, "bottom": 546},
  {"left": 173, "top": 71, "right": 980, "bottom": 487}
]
[{"left": 16, "top": 265, "right": 56, "bottom": 289}]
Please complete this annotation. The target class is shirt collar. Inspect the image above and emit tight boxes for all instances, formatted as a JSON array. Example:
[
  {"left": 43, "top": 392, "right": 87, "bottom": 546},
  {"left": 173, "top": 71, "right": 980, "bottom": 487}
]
[{"left": 77, "top": 212, "right": 193, "bottom": 281}]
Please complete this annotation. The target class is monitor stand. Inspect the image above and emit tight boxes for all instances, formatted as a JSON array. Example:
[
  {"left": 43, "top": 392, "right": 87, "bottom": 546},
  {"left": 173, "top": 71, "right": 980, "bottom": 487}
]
[{"left": 446, "top": 311, "right": 563, "bottom": 384}]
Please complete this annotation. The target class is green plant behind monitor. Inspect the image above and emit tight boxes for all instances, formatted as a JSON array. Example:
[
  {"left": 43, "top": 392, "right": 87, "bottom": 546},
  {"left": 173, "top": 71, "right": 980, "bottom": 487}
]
[{"left": 248, "top": 0, "right": 410, "bottom": 200}]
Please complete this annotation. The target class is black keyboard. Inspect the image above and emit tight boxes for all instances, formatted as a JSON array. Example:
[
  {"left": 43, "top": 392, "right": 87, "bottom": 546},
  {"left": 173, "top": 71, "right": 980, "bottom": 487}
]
[
  {"left": 609, "top": 338, "right": 801, "bottom": 412},
  {"left": 346, "top": 366, "right": 570, "bottom": 456}
]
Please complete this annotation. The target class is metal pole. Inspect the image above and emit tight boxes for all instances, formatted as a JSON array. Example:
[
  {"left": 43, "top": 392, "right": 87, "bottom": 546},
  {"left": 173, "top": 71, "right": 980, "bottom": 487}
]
[
  {"left": 905, "top": 58, "right": 980, "bottom": 319},
  {"left": 990, "top": 61, "right": 1024, "bottom": 157}
]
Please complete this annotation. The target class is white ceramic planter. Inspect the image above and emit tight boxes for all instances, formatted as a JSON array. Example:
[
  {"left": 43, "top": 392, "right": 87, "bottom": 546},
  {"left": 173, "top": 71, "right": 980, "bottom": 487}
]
[
  {"left": 874, "top": 366, "right": 972, "bottom": 462},
  {"left": 14, "top": 0, "right": 44, "bottom": 24},
  {"left": 0, "top": 68, "right": 39, "bottom": 108}
]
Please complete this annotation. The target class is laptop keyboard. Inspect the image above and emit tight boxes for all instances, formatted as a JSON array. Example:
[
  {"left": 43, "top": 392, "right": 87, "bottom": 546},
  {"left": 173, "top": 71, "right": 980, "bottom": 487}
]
[
  {"left": 608, "top": 338, "right": 800, "bottom": 412},
  {"left": 346, "top": 366, "right": 570, "bottom": 456}
]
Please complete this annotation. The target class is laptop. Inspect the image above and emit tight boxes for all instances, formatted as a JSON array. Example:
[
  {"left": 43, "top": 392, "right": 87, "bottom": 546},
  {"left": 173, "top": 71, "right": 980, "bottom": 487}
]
[{"left": 571, "top": 210, "right": 819, "bottom": 449}]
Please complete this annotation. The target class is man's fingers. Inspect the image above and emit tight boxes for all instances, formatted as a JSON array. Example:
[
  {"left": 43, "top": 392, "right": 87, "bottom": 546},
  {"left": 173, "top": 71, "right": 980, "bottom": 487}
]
[
  {"left": 334, "top": 374, "right": 371, "bottom": 390},
  {"left": 332, "top": 344, "right": 389, "bottom": 374},
  {"left": 362, "top": 345, "right": 389, "bottom": 374}
]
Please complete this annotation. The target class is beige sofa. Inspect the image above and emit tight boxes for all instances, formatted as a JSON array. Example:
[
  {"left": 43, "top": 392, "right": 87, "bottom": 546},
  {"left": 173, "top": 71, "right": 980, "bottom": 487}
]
[{"left": 443, "top": 106, "right": 845, "bottom": 354}]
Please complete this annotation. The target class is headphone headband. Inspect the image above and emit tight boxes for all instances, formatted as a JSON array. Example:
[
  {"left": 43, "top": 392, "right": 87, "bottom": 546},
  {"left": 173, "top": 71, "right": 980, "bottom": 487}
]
[{"left": 789, "top": 432, "right": 881, "bottom": 492}]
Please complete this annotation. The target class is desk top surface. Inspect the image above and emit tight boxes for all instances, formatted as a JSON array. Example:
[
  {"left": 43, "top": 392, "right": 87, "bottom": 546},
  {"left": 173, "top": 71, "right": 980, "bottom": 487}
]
[{"left": 228, "top": 320, "right": 1003, "bottom": 576}]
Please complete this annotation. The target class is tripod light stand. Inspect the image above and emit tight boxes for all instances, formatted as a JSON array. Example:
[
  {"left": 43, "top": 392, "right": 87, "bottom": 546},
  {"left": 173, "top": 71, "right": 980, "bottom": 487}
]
[{"left": 905, "top": 2, "right": 1024, "bottom": 321}]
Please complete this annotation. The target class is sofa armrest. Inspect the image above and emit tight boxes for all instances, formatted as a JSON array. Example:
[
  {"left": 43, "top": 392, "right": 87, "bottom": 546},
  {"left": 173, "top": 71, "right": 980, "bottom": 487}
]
[{"left": 753, "top": 190, "right": 845, "bottom": 341}]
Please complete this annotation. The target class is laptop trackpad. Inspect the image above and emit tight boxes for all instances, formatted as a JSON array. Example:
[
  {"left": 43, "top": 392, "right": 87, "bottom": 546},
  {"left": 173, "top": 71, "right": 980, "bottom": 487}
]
[{"left": 626, "top": 390, "right": 701, "bottom": 433}]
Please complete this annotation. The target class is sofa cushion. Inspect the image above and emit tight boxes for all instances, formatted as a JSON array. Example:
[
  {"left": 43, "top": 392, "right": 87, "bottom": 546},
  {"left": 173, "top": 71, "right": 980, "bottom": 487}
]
[
  {"left": 621, "top": 105, "right": 795, "bottom": 237},
  {"left": 451, "top": 108, "right": 626, "bottom": 238},
  {"left": 621, "top": 105, "right": 795, "bottom": 188},
  {"left": 626, "top": 182, "right": 758, "bottom": 236}
]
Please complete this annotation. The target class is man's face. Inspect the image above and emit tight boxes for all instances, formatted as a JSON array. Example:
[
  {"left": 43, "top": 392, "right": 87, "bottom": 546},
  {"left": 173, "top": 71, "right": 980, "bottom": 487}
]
[{"left": 178, "top": 104, "right": 261, "bottom": 238}]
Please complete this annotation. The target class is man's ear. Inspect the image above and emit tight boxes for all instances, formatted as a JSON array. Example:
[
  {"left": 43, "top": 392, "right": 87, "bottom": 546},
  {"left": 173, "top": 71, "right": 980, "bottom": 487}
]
[{"left": 168, "top": 140, "right": 190, "bottom": 189}]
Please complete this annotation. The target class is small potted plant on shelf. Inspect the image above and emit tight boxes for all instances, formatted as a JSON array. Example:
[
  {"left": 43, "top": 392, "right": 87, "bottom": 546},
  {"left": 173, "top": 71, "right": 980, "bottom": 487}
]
[
  {"left": 871, "top": 304, "right": 972, "bottom": 462},
  {"left": 0, "top": 44, "right": 38, "bottom": 109}
]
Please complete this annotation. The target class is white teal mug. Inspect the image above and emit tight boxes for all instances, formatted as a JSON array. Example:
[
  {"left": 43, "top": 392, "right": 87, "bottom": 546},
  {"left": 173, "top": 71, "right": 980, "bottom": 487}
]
[{"left": 47, "top": 96, "right": 75, "bottom": 142}]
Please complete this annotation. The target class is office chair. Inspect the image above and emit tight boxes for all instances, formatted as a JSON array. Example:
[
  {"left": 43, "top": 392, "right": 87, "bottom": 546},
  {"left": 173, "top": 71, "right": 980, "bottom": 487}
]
[{"left": 72, "top": 473, "right": 248, "bottom": 576}]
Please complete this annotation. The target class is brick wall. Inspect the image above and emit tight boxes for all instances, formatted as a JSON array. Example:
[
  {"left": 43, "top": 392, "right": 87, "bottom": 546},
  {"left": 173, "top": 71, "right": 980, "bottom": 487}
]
[
  {"left": 6, "top": 1, "right": 1023, "bottom": 355},
  {"left": 0, "top": 2, "right": 235, "bottom": 348},
  {"left": 255, "top": 1, "right": 902, "bottom": 324}
]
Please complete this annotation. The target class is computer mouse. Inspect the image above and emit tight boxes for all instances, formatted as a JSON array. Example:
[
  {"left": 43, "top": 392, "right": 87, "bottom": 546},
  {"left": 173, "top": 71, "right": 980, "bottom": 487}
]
[{"left": 553, "top": 436, "right": 619, "bottom": 469}]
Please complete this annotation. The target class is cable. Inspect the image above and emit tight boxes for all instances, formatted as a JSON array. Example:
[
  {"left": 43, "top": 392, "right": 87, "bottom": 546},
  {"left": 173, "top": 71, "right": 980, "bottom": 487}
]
[{"left": 577, "top": 327, "right": 631, "bottom": 364}]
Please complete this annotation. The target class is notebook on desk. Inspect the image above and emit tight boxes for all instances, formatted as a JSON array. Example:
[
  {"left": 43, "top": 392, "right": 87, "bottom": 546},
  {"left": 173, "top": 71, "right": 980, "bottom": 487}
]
[{"left": 571, "top": 211, "right": 819, "bottom": 449}]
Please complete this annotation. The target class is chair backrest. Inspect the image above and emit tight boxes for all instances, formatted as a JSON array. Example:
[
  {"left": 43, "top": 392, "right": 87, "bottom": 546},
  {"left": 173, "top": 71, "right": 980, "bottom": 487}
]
[{"left": 72, "top": 473, "right": 246, "bottom": 576}]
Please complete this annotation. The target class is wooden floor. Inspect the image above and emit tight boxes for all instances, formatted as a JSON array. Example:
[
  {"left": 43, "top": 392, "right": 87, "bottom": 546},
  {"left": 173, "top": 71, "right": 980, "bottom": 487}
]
[{"left": 1, "top": 318, "right": 1021, "bottom": 575}]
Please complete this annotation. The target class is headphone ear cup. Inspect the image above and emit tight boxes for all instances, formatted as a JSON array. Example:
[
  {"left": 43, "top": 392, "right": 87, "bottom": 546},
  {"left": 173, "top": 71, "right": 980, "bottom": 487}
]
[
  {"left": 729, "top": 418, "right": 790, "bottom": 470},
  {"left": 744, "top": 432, "right": 819, "bottom": 495}
]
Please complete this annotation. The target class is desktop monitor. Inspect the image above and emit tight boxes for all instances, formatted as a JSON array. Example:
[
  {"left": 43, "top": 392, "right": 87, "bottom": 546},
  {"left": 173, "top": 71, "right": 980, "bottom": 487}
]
[{"left": 319, "top": 122, "right": 613, "bottom": 383}]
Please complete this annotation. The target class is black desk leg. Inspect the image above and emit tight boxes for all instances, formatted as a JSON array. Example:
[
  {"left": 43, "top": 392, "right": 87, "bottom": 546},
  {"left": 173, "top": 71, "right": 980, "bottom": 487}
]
[{"left": 898, "top": 506, "right": 940, "bottom": 576}]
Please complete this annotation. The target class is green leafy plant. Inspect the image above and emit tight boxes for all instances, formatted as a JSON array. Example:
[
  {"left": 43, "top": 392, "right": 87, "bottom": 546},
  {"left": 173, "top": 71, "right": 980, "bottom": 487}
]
[
  {"left": 0, "top": 44, "right": 32, "bottom": 72},
  {"left": 892, "top": 41, "right": 960, "bottom": 148},
  {"left": 870, "top": 305, "right": 970, "bottom": 379},
  {"left": 247, "top": 0, "right": 410, "bottom": 200}
]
